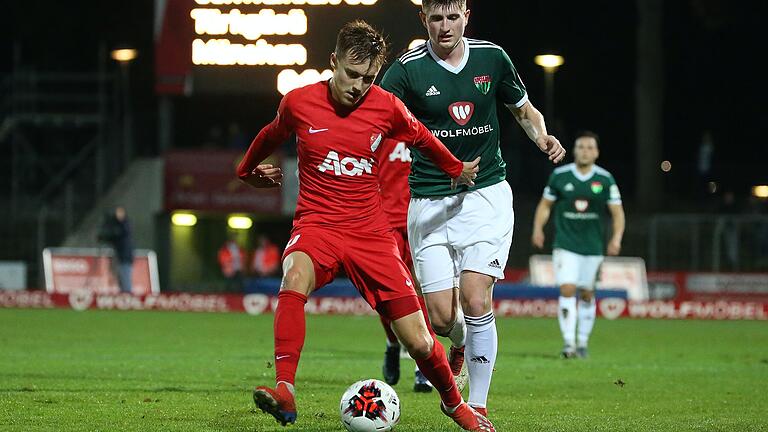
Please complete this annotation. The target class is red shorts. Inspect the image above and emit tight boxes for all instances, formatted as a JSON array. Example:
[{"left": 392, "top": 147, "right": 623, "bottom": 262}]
[
  {"left": 283, "top": 225, "right": 419, "bottom": 319},
  {"left": 391, "top": 226, "right": 413, "bottom": 271}
]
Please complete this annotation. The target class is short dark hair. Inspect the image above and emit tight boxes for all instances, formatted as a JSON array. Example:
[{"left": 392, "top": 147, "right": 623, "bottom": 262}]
[
  {"left": 335, "top": 20, "right": 387, "bottom": 67},
  {"left": 574, "top": 130, "right": 600, "bottom": 146},
  {"left": 422, "top": 0, "right": 467, "bottom": 12}
]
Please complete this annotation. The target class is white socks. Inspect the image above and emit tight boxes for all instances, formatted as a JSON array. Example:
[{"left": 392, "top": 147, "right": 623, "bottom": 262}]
[
  {"left": 448, "top": 306, "right": 467, "bottom": 348},
  {"left": 577, "top": 299, "right": 596, "bottom": 348},
  {"left": 465, "top": 311, "right": 497, "bottom": 409},
  {"left": 558, "top": 296, "right": 577, "bottom": 348}
]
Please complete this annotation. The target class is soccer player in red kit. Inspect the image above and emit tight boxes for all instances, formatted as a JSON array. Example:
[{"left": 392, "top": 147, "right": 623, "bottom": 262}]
[{"left": 237, "top": 20, "right": 494, "bottom": 432}]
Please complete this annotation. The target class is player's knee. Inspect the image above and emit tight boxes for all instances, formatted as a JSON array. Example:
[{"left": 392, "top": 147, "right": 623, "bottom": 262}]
[
  {"left": 461, "top": 292, "right": 492, "bottom": 316},
  {"left": 580, "top": 289, "right": 594, "bottom": 302},
  {"left": 560, "top": 284, "right": 577, "bottom": 297},
  {"left": 429, "top": 314, "right": 453, "bottom": 336},
  {"left": 280, "top": 268, "right": 312, "bottom": 295},
  {"left": 403, "top": 333, "right": 433, "bottom": 360}
]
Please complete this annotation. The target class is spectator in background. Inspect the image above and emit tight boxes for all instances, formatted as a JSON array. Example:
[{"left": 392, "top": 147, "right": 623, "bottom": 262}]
[
  {"left": 218, "top": 237, "right": 245, "bottom": 292},
  {"left": 98, "top": 206, "right": 134, "bottom": 294},
  {"left": 717, "top": 190, "right": 740, "bottom": 269},
  {"left": 251, "top": 235, "right": 280, "bottom": 277}
]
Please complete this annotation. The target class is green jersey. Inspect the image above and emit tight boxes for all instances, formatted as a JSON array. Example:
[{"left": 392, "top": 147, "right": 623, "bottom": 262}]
[
  {"left": 380, "top": 38, "right": 527, "bottom": 197},
  {"left": 543, "top": 163, "right": 622, "bottom": 256}
]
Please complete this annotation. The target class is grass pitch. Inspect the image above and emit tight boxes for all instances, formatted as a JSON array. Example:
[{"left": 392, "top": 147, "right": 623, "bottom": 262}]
[{"left": 0, "top": 308, "right": 766, "bottom": 431}]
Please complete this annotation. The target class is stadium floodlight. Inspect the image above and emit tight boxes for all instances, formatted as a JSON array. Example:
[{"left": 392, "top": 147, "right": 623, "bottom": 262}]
[
  {"left": 534, "top": 54, "right": 564, "bottom": 125},
  {"left": 172, "top": 212, "right": 198, "bottom": 227},
  {"left": 534, "top": 54, "right": 565, "bottom": 73},
  {"left": 110, "top": 48, "right": 138, "bottom": 63},
  {"left": 753, "top": 185, "right": 768, "bottom": 198},
  {"left": 228, "top": 216, "right": 253, "bottom": 230},
  {"left": 660, "top": 160, "right": 672, "bottom": 172}
]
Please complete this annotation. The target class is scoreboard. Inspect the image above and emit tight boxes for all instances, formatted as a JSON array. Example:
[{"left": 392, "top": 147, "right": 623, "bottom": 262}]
[{"left": 155, "top": 0, "right": 426, "bottom": 95}]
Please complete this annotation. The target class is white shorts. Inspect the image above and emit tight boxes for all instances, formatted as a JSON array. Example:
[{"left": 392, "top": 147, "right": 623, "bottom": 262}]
[
  {"left": 407, "top": 181, "right": 514, "bottom": 294},
  {"left": 553, "top": 248, "right": 604, "bottom": 290}
]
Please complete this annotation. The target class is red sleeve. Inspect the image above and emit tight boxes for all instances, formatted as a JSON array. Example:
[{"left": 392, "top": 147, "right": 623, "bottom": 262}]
[
  {"left": 388, "top": 95, "right": 463, "bottom": 179},
  {"left": 236, "top": 93, "right": 294, "bottom": 178}
]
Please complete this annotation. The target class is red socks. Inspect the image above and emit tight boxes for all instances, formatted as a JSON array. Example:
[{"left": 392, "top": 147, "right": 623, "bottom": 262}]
[
  {"left": 274, "top": 290, "right": 308, "bottom": 385},
  {"left": 414, "top": 337, "right": 462, "bottom": 408}
]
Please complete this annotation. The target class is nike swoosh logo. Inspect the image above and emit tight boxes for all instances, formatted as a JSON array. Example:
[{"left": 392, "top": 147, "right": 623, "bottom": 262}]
[
  {"left": 309, "top": 127, "right": 328, "bottom": 134},
  {"left": 276, "top": 355, "right": 290, "bottom": 360}
]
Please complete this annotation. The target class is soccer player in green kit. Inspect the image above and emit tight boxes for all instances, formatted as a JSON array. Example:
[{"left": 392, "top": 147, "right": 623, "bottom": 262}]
[
  {"left": 532, "top": 131, "right": 625, "bottom": 359},
  {"left": 380, "top": 0, "right": 566, "bottom": 417}
]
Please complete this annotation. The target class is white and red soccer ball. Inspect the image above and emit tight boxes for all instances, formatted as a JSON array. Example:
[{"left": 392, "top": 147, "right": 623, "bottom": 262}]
[{"left": 339, "top": 379, "right": 401, "bottom": 432}]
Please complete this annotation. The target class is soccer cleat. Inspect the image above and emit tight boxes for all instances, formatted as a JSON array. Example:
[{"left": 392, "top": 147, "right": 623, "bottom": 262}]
[
  {"left": 561, "top": 346, "right": 577, "bottom": 359},
  {"left": 382, "top": 345, "right": 401, "bottom": 385},
  {"left": 253, "top": 382, "right": 297, "bottom": 426},
  {"left": 449, "top": 345, "right": 469, "bottom": 392},
  {"left": 413, "top": 368, "right": 433, "bottom": 393},
  {"left": 576, "top": 346, "right": 589, "bottom": 359},
  {"left": 441, "top": 402, "right": 495, "bottom": 431},
  {"left": 474, "top": 406, "right": 488, "bottom": 418}
]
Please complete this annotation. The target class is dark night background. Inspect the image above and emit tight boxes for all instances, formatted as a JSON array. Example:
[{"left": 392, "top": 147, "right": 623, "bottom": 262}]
[{"left": 4, "top": 0, "right": 767, "bottom": 208}]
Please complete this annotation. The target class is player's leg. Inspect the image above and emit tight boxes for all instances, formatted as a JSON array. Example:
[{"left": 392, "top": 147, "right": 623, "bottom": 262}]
[
  {"left": 380, "top": 314, "right": 401, "bottom": 385},
  {"left": 554, "top": 248, "right": 579, "bottom": 358},
  {"left": 408, "top": 196, "right": 468, "bottom": 390},
  {"left": 451, "top": 181, "right": 514, "bottom": 415},
  {"left": 389, "top": 305, "right": 494, "bottom": 431},
  {"left": 344, "top": 231, "right": 493, "bottom": 431},
  {"left": 576, "top": 256, "right": 603, "bottom": 358},
  {"left": 458, "top": 271, "right": 496, "bottom": 416},
  {"left": 254, "top": 230, "right": 338, "bottom": 426}
]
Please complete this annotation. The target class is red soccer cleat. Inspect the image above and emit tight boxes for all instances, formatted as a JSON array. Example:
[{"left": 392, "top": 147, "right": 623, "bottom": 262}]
[
  {"left": 474, "top": 406, "right": 488, "bottom": 418},
  {"left": 441, "top": 402, "right": 495, "bottom": 432},
  {"left": 253, "top": 382, "right": 297, "bottom": 426},
  {"left": 449, "top": 345, "right": 469, "bottom": 392}
]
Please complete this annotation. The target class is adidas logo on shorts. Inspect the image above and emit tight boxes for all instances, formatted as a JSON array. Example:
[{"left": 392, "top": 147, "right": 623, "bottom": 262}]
[
  {"left": 425, "top": 85, "right": 441, "bottom": 96},
  {"left": 488, "top": 259, "right": 501, "bottom": 269}
]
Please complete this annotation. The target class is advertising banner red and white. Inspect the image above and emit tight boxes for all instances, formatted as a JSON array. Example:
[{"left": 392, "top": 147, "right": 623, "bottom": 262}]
[
  {"left": 43, "top": 248, "right": 159, "bottom": 296},
  {"left": 164, "top": 149, "right": 282, "bottom": 214},
  {"left": 2, "top": 291, "right": 766, "bottom": 321}
]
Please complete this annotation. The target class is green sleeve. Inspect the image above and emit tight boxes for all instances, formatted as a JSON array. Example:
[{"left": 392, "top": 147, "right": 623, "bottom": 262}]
[
  {"left": 543, "top": 172, "right": 558, "bottom": 201},
  {"left": 380, "top": 60, "right": 409, "bottom": 101},
  {"left": 497, "top": 49, "right": 527, "bottom": 107},
  {"left": 607, "top": 175, "right": 622, "bottom": 204}
]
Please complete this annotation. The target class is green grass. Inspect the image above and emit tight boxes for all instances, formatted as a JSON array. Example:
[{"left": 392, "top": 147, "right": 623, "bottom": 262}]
[{"left": 0, "top": 309, "right": 767, "bottom": 431}]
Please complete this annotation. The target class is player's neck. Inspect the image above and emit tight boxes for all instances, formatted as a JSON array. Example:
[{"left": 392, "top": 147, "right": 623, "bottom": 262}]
[
  {"left": 431, "top": 38, "right": 465, "bottom": 66},
  {"left": 575, "top": 163, "right": 594, "bottom": 175}
]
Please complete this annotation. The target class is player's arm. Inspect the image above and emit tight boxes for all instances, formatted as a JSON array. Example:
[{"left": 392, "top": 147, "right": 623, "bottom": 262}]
[
  {"left": 507, "top": 101, "right": 565, "bottom": 164},
  {"left": 496, "top": 49, "right": 565, "bottom": 164},
  {"left": 532, "top": 197, "right": 554, "bottom": 249},
  {"left": 236, "top": 96, "right": 293, "bottom": 188},
  {"left": 607, "top": 203, "right": 625, "bottom": 256}
]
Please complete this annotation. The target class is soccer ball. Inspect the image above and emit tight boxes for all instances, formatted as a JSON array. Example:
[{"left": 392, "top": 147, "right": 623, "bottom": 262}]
[{"left": 339, "top": 379, "right": 401, "bottom": 432}]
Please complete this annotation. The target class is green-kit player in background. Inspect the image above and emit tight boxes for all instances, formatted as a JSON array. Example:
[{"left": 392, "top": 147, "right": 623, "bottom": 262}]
[
  {"left": 381, "top": 0, "right": 566, "bottom": 417},
  {"left": 532, "top": 130, "right": 626, "bottom": 359}
]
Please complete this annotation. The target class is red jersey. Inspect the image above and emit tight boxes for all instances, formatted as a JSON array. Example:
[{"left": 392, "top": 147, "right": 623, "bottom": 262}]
[
  {"left": 237, "top": 81, "right": 462, "bottom": 231},
  {"left": 377, "top": 138, "right": 411, "bottom": 229}
]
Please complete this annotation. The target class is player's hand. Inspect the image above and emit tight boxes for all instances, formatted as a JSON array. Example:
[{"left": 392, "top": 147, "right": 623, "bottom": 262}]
[
  {"left": 536, "top": 135, "right": 566, "bottom": 164},
  {"left": 531, "top": 230, "right": 545, "bottom": 249},
  {"left": 451, "top": 157, "right": 480, "bottom": 190},
  {"left": 607, "top": 237, "right": 622, "bottom": 256},
  {"left": 240, "top": 164, "right": 283, "bottom": 188}
]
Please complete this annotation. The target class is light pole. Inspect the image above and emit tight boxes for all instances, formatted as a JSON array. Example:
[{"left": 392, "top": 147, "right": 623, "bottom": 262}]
[
  {"left": 111, "top": 48, "right": 137, "bottom": 170},
  {"left": 534, "top": 54, "right": 564, "bottom": 124}
]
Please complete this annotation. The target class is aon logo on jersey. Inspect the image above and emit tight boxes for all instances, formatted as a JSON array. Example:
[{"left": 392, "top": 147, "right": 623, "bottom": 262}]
[
  {"left": 389, "top": 141, "right": 411, "bottom": 162},
  {"left": 318, "top": 151, "right": 373, "bottom": 176}
]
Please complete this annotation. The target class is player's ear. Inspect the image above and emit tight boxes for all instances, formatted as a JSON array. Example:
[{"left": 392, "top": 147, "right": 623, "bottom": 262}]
[
  {"left": 465, "top": 8, "right": 471, "bottom": 23},
  {"left": 330, "top": 52, "right": 337, "bottom": 71},
  {"left": 419, "top": 11, "right": 427, "bottom": 29}
]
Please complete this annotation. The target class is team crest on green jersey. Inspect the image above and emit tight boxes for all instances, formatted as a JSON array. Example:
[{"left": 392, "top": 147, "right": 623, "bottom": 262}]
[
  {"left": 591, "top": 181, "right": 603, "bottom": 194},
  {"left": 473, "top": 75, "right": 492, "bottom": 95}
]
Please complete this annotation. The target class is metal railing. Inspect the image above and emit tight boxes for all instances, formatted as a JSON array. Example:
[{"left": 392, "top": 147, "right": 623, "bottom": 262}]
[{"left": 649, "top": 214, "right": 768, "bottom": 272}]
